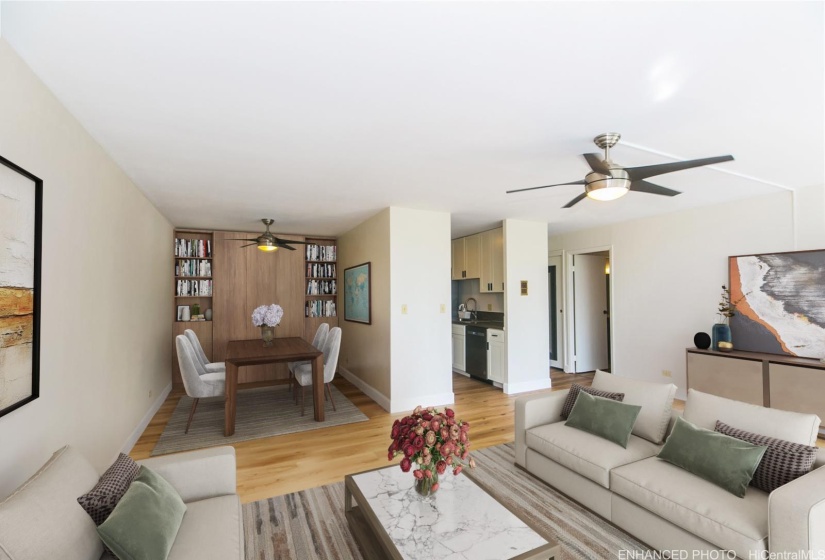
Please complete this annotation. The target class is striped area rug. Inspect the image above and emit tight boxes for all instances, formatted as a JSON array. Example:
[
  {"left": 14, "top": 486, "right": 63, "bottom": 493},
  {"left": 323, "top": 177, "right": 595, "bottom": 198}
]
[
  {"left": 152, "top": 384, "right": 368, "bottom": 456},
  {"left": 243, "top": 442, "right": 651, "bottom": 559}
]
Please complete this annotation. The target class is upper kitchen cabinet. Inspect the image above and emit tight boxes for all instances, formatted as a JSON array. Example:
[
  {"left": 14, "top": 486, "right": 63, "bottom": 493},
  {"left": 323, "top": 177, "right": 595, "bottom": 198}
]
[
  {"left": 479, "top": 227, "right": 504, "bottom": 293},
  {"left": 451, "top": 234, "right": 481, "bottom": 280}
]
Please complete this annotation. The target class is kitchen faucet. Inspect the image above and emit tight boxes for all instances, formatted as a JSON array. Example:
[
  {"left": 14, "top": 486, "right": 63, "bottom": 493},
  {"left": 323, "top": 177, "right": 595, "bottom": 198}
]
[{"left": 465, "top": 297, "right": 478, "bottom": 320}]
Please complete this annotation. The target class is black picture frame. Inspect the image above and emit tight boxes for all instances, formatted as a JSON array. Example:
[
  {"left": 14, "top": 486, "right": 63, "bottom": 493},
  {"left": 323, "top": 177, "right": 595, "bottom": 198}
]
[
  {"left": 343, "top": 262, "right": 371, "bottom": 325},
  {"left": 0, "top": 154, "right": 43, "bottom": 418}
]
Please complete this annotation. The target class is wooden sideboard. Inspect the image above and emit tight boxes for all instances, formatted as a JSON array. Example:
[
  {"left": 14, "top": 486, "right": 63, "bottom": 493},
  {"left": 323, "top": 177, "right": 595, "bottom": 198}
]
[{"left": 686, "top": 348, "right": 825, "bottom": 437}]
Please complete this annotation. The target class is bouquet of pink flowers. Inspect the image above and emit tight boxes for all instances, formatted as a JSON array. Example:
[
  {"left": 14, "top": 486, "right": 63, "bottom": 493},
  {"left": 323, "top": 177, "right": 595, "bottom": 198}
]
[{"left": 388, "top": 405, "right": 475, "bottom": 495}]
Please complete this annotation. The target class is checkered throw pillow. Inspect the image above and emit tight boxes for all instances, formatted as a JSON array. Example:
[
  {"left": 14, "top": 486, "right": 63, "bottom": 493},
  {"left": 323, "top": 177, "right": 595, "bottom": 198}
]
[
  {"left": 715, "top": 420, "right": 819, "bottom": 493},
  {"left": 77, "top": 453, "right": 140, "bottom": 525},
  {"left": 561, "top": 383, "right": 625, "bottom": 419}
]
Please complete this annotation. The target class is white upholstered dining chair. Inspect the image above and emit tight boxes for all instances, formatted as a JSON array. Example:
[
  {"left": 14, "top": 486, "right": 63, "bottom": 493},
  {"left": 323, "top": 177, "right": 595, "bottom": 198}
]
[
  {"left": 176, "top": 335, "right": 226, "bottom": 433},
  {"left": 184, "top": 329, "right": 225, "bottom": 373},
  {"left": 288, "top": 322, "right": 329, "bottom": 392},
  {"left": 294, "top": 327, "right": 341, "bottom": 416}
]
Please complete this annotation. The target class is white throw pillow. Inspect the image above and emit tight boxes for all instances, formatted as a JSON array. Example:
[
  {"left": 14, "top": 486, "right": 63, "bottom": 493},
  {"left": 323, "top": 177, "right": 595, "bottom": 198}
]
[
  {"left": 591, "top": 370, "right": 677, "bottom": 444},
  {"left": 684, "top": 388, "right": 820, "bottom": 446}
]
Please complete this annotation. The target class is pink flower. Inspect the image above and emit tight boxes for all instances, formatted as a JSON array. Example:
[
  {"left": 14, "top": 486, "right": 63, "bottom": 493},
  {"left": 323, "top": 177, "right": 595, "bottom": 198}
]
[
  {"left": 446, "top": 456, "right": 453, "bottom": 465},
  {"left": 387, "top": 451, "right": 394, "bottom": 461},
  {"left": 431, "top": 418, "right": 441, "bottom": 432},
  {"left": 440, "top": 427, "right": 450, "bottom": 440},
  {"left": 422, "top": 446, "right": 431, "bottom": 456},
  {"left": 461, "top": 449, "right": 469, "bottom": 460},
  {"left": 469, "top": 457, "right": 476, "bottom": 468},
  {"left": 421, "top": 421, "right": 431, "bottom": 430},
  {"left": 400, "top": 458, "right": 411, "bottom": 472},
  {"left": 431, "top": 482, "right": 440, "bottom": 492},
  {"left": 413, "top": 435, "right": 424, "bottom": 450},
  {"left": 453, "top": 465, "right": 463, "bottom": 476},
  {"left": 445, "top": 408, "right": 455, "bottom": 419},
  {"left": 413, "top": 406, "right": 423, "bottom": 415},
  {"left": 422, "top": 454, "right": 432, "bottom": 466},
  {"left": 424, "top": 469, "right": 433, "bottom": 479},
  {"left": 413, "top": 469, "right": 424, "bottom": 480},
  {"left": 446, "top": 417, "right": 456, "bottom": 426},
  {"left": 391, "top": 425, "right": 400, "bottom": 439},
  {"left": 404, "top": 444, "right": 415, "bottom": 458},
  {"left": 441, "top": 442, "right": 453, "bottom": 457},
  {"left": 422, "top": 412, "right": 433, "bottom": 421},
  {"left": 459, "top": 431, "right": 468, "bottom": 443},
  {"left": 414, "top": 425, "right": 425, "bottom": 436},
  {"left": 461, "top": 422, "right": 470, "bottom": 431},
  {"left": 436, "top": 460, "right": 447, "bottom": 475},
  {"left": 425, "top": 430, "right": 437, "bottom": 447},
  {"left": 450, "top": 424, "right": 460, "bottom": 441}
]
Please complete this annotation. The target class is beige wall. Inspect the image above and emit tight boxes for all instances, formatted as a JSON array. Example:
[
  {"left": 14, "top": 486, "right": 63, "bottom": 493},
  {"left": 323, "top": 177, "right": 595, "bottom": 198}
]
[
  {"left": 337, "top": 209, "right": 391, "bottom": 404},
  {"left": 0, "top": 40, "right": 173, "bottom": 497}
]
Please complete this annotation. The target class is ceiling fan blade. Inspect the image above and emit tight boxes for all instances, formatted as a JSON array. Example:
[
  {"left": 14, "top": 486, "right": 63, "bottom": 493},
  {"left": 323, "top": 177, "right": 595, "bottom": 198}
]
[
  {"left": 273, "top": 238, "right": 310, "bottom": 245},
  {"left": 630, "top": 180, "right": 682, "bottom": 197},
  {"left": 276, "top": 243, "right": 297, "bottom": 251},
  {"left": 227, "top": 238, "right": 259, "bottom": 242},
  {"left": 582, "top": 153, "right": 610, "bottom": 174},
  {"left": 562, "top": 192, "right": 588, "bottom": 208},
  {"left": 240, "top": 243, "right": 258, "bottom": 248},
  {"left": 625, "top": 155, "right": 734, "bottom": 181},
  {"left": 507, "top": 179, "right": 586, "bottom": 194}
]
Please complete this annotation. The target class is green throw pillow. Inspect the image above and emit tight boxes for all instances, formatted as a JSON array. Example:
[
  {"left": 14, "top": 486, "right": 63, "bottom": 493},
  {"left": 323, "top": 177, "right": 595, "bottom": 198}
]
[
  {"left": 565, "top": 390, "right": 642, "bottom": 448},
  {"left": 97, "top": 467, "right": 186, "bottom": 560},
  {"left": 658, "top": 416, "right": 768, "bottom": 498}
]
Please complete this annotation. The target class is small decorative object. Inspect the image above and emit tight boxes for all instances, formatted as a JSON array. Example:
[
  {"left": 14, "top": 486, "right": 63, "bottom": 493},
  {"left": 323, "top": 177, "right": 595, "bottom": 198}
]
[
  {"left": 205, "top": 308, "right": 213, "bottom": 321},
  {"left": 191, "top": 303, "right": 200, "bottom": 316},
  {"left": 694, "top": 332, "right": 711, "bottom": 350},
  {"left": 252, "top": 304, "right": 284, "bottom": 347},
  {"left": 388, "top": 405, "right": 475, "bottom": 497},
  {"left": 344, "top": 262, "right": 371, "bottom": 324},
  {"left": 712, "top": 285, "right": 741, "bottom": 351},
  {"left": 718, "top": 341, "right": 734, "bottom": 352},
  {"left": 181, "top": 307, "right": 191, "bottom": 322}
]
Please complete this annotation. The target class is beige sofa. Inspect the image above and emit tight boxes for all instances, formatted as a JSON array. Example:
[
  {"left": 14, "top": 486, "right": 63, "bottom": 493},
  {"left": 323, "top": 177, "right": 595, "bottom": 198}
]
[
  {"left": 515, "top": 372, "right": 825, "bottom": 558},
  {"left": 0, "top": 446, "right": 244, "bottom": 560}
]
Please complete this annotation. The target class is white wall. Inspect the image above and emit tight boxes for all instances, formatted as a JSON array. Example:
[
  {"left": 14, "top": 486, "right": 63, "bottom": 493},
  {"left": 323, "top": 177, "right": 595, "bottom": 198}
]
[
  {"left": 549, "top": 190, "right": 808, "bottom": 399},
  {"left": 503, "top": 219, "right": 551, "bottom": 394},
  {"left": 0, "top": 40, "right": 172, "bottom": 497},
  {"left": 389, "top": 207, "right": 453, "bottom": 412}
]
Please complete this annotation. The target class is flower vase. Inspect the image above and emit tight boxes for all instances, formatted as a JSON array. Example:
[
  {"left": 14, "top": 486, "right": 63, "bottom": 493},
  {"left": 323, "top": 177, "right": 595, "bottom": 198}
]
[
  {"left": 414, "top": 470, "right": 439, "bottom": 496},
  {"left": 261, "top": 325, "right": 275, "bottom": 347},
  {"left": 711, "top": 315, "right": 731, "bottom": 351}
]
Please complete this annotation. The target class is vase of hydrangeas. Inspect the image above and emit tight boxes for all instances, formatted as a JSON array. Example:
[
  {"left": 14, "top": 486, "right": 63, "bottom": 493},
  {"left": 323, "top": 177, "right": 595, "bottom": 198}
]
[{"left": 252, "top": 304, "right": 284, "bottom": 347}]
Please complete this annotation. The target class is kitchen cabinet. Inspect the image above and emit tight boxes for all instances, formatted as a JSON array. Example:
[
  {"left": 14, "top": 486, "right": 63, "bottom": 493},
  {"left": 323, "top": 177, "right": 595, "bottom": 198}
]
[
  {"left": 451, "top": 235, "right": 481, "bottom": 280},
  {"left": 479, "top": 227, "right": 504, "bottom": 293},
  {"left": 487, "top": 329, "right": 506, "bottom": 383},
  {"left": 452, "top": 324, "right": 466, "bottom": 371}
]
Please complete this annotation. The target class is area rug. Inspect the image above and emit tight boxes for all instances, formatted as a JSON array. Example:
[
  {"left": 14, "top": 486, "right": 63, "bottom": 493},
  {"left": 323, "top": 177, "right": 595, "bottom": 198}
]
[
  {"left": 152, "top": 384, "right": 368, "bottom": 456},
  {"left": 242, "top": 442, "right": 651, "bottom": 559}
]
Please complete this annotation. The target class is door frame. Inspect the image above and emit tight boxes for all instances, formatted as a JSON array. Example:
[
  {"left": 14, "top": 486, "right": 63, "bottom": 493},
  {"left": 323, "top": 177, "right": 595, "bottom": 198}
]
[
  {"left": 548, "top": 252, "right": 564, "bottom": 369},
  {"left": 563, "top": 245, "right": 615, "bottom": 374}
]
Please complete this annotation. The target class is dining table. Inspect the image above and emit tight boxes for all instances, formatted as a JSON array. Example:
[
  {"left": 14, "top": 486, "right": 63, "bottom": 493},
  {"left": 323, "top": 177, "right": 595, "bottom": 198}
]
[{"left": 224, "top": 337, "right": 324, "bottom": 436}]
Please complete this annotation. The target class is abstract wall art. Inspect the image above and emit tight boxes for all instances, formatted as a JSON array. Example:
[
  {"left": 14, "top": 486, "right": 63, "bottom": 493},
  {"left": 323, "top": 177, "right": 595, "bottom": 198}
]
[
  {"left": 729, "top": 250, "right": 825, "bottom": 359},
  {"left": 0, "top": 155, "right": 42, "bottom": 418}
]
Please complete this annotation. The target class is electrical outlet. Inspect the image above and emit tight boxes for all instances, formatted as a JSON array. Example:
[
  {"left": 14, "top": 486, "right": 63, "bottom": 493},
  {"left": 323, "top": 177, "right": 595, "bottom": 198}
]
[
  {"left": 487, "top": 303, "right": 492, "bottom": 311},
  {"left": 401, "top": 304, "right": 408, "bottom": 314},
  {"left": 440, "top": 304, "right": 446, "bottom": 313},
  {"left": 661, "top": 370, "right": 672, "bottom": 378}
]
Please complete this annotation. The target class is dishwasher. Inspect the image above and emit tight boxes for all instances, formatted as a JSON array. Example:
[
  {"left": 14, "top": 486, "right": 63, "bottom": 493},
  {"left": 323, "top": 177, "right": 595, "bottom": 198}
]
[{"left": 465, "top": 326, "right": 488, "bottom": 381}]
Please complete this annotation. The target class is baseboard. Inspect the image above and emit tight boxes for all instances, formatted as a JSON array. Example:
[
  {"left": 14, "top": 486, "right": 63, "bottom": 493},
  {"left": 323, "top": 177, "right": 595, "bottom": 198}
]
[
  {"left": 390, "top": 392, "right": 455, "bottom": 414},
  {"left": 337, "top": 367, "right": 391, "bottom": 412},
  {"left": 119, "top": 382, "right": 172, "bottom": 456},
  {"left": 504, "top": 378, "right": 551, "bottom": 395}
]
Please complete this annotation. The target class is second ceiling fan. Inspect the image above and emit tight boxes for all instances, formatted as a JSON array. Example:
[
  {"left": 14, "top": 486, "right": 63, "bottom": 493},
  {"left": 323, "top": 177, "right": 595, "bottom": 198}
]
[
  {"left": 507, "top": 133, "right": 734, "bottom": 208},
  {"left": 229, "top": 219, "right": 309, "bottom": 252}
]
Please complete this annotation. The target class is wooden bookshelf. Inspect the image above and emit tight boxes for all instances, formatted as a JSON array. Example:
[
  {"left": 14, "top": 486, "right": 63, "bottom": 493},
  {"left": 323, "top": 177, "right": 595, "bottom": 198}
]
[{"left": 304, "top": 237, "right": 338, "bottom": 340}]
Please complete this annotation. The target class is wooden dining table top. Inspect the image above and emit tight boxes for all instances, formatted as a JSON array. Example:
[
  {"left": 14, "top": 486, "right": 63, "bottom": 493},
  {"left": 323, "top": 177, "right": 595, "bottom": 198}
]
[{"left": 225, "top": 337, "right": 322, "bottom": 366}]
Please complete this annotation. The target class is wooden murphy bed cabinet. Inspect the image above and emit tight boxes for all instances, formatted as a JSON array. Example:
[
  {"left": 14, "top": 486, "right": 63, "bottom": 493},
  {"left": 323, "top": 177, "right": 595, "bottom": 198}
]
[{"left": 686, "top": 348, "right": 825, "bottom": 437}]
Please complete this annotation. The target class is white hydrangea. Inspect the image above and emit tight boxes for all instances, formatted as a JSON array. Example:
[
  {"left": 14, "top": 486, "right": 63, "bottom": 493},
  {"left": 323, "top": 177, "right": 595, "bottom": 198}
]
[{"left": 251, "top": 304, "right": 284, "bottom": 327}]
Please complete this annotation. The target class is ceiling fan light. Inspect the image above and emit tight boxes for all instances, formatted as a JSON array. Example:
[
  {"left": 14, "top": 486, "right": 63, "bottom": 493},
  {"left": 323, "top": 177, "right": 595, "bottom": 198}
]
[
  {"left": 586, "top": 185, "right": 629, "bottom": 201},
  {"left": 585, "top": 172, "right": 630, "bottom": 202},
  {"left": 257, "top": 238, "right": 278, "bottom": 252}
]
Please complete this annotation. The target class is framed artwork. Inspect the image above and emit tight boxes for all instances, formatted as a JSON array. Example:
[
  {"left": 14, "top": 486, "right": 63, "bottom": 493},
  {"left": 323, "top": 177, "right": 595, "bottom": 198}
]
[
  {"left": 729, "top": 250, "right": 825, "bottom": 359},
  {"left": 344, "top": 262, "right": 371, "bottom": 324},
  {"left": 0, "top": 155, "right": 43, "bottom": 418}
]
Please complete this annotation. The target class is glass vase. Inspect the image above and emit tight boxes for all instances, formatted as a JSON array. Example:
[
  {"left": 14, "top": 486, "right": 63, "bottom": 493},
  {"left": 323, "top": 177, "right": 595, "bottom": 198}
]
[
  {"left": 711, "top": 315, "right": 731, "bottom": 351},
  {"left": 261, "top": 325, "right": 275, "bottom": 347},
  {"left": 414, "top": 470, "right": 439, "bottom": 496}
]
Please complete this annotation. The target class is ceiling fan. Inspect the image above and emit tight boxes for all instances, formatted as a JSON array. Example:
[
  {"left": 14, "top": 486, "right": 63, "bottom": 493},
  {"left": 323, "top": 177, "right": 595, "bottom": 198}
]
[
  {"left": 506, "top": 133, "right": 734, "bottom": 208},
  {"left": 228, "top": 219, "right": 309, "bottom": 252}
]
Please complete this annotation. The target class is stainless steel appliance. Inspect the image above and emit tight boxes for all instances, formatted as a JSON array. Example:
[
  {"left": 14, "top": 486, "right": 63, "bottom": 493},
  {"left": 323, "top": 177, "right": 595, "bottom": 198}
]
[{"left": 465, "top": 325, "right": 488, "bottom": 381}]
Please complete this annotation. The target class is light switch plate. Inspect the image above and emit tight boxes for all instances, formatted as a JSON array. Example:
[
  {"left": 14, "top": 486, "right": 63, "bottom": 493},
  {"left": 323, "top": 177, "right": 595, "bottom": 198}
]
[
  {"left": 440, "top": 304, "right": 446, "bottom": 313},
  {"left": 401, "top": 304, "right": 408, "bottom": 314}
]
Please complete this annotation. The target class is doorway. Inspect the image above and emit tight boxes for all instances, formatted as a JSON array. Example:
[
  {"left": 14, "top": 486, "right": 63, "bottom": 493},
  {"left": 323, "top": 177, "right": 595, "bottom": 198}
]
[
  {"left": 548, "top": 256, "right": 563, "bottom": 369},
  {"left": 564, "top": 248, "right": 612, "bottom": 374}
]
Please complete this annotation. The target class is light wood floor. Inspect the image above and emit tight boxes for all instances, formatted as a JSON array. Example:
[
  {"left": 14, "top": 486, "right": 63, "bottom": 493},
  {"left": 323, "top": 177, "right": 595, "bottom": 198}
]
[{"left": 131, "top": 370, "right": 593, "bottom": 503}]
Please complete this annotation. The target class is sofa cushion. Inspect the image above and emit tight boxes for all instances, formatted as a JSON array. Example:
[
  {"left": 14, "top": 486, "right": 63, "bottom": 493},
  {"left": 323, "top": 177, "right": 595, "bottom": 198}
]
[
  {"left": 591, "top": 370, "right": 676, "bottom": 444},
  {"left": 78, "top": 453, "right": 141, "bottom": 526},
  {"left": 684, "top": 389, "right": 820, "bottom": 446},
  {"left": 611, "top": 457, "right": 769, "bottom": 558},
  {"left": 658, "top": 417, "right": 767, "bottom": 498},
  {"left": 715, "top": 420, "right": 819, "bottom": 493},
  {"left": 168, "top": 495, "right": 244, "bottom": 560},
  {"left": 560, "top": 383, "right": 624, "bottom": 419},
  {"left": 0, "top": 446, "right": 103, "bottom": 560},
  {"left": 526, "top": 422, "right": 660, "bottom": 488},
  {"left": 565, "top": 391, "right": 641, "bottom": 448}
]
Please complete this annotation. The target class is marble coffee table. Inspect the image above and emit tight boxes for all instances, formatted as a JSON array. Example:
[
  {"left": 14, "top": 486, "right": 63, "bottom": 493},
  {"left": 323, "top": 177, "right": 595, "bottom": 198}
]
[{"left": 344, "top": 465, "right": 558, "bottom": 560}]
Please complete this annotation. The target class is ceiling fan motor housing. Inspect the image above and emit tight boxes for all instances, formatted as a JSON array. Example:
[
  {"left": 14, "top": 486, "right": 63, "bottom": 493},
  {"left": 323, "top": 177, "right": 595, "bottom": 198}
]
[{"left": 585, "top": 167, "right": 630, "bottom": 201}]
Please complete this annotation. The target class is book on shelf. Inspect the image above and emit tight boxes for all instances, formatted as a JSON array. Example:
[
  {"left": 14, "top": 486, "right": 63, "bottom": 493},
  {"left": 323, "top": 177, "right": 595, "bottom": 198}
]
[
  {"left": 305, "top": 299, "right": 337, "bottom": 317},
  {"left": 305, "top": 244, "right": 336, "bottom": 262},
  {"left": 306, "top": 263, "right": 336, "bottom": 278},
  {"left": 306, "top": 279, "right": 337, "bottom": 295},
  {"left": 176, "top": 279, "right": 213, "bottom": 297},
  {"left": 175, "top": 259, "right": 212, "bottom": 277},
  {"left": 174, "top": 238, "right": 212, "bottom": 258}
]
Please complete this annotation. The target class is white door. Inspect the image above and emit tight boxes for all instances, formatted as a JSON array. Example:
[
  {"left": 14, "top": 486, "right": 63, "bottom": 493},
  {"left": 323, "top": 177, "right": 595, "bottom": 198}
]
[
  {"left": 452, "top": 333, "right": 466, "bottom": 371},
  {"left": 572, "top": 254, "right": 609, "bottom": 373},
  {"left": 548, "top": 256, "right": 564, "bottom": 369}
]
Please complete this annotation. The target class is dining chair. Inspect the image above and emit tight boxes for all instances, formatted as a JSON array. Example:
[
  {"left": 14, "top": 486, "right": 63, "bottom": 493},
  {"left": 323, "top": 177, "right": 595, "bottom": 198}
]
[
  {"left": 294, "top": 327, "right": 341, "bottom": 416},
  {"left": 176, "top": 335, "right": 226, "bottom": 433},
  {"left": 288, "top": 323, "right": 329, "bottom": 393},
  {"left": 184, "top": 329, "right": 225, "bottom": 373}
]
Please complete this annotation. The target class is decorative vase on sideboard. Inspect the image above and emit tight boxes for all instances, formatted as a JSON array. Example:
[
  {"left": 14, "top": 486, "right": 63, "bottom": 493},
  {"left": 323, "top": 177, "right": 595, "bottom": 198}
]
[
  {"left": 712, "top": 315, "right": 731, "bottom": 351},
  {"left": 414, "top": 469, "right": 439, "bottom": 496},
  {"left": 261, "top": 325, "right": 275, "bottom": 347}
]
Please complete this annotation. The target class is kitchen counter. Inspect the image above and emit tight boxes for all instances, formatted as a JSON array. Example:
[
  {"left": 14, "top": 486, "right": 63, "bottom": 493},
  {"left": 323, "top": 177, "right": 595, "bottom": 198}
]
[{"left": 452, "top": 320, "right": 505, "bottom": 330}]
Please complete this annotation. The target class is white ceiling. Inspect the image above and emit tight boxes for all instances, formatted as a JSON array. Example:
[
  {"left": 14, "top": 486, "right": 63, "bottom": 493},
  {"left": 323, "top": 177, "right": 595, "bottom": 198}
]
[{"left": 2, "top": 1, "right": 823, "bottom": 237}]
